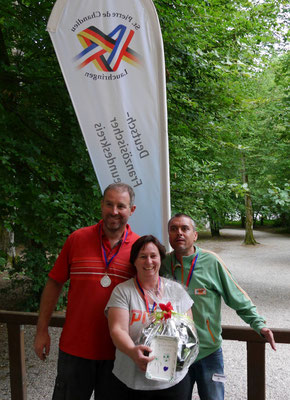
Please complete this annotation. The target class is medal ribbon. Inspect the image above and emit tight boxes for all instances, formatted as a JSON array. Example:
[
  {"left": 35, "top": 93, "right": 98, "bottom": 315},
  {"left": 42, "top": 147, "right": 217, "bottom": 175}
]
[
  {"left": 99, "top": 223, "right": 128, "bottom": 270},
  {"left": 171, "top": 253, "right": 198, "bottom": 288},
  {"left": 135, "top": 276, "right": 161, "bottom": 314}
]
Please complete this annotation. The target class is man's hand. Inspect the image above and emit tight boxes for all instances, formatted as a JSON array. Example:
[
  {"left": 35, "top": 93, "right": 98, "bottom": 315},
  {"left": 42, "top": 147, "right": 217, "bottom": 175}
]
[
  {"left": 261, "top": 327, "right": 276, "bottom": 351},
  {"left": 34, "top": 277, "right": 63, "bottom": 361},
  {"left": 34, "top": 331, "right": 51, "bottom": 360}
]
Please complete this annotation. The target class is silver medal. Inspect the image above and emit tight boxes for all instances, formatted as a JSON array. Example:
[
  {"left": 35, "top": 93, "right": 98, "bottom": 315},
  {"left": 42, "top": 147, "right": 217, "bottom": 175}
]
[{"left": 100, "top": 275, "right": 111, "bottom": 288}]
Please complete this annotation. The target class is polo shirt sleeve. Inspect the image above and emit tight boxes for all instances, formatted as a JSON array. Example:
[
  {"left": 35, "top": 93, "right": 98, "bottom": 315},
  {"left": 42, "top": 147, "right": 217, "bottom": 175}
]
[
  {"left": 182, "top": 289, "right": 194, "bottom": 313},
  {"left": 48, "top": 236, "right": 71, "bottom": 283},
  {"left": 105, "top": 281, "right": 131, "bottom": 316}
]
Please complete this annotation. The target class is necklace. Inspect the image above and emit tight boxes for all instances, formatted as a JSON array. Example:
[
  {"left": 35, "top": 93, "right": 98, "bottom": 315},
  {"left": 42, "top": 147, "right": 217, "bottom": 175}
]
[
  {"left": 171, "top": 253, "right": 198, "bottom": 287},
  {"left": 99, "top": 223, "right": 128, "bottom": 288},
  {"left": 135, "top": 276, "right": 161, "bottom": 314}
]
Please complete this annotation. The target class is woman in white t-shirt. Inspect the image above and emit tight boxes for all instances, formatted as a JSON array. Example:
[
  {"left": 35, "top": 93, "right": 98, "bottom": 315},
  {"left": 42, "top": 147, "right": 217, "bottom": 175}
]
[{"left": 106, "top": 235, "right": 194, "bottom": 400}]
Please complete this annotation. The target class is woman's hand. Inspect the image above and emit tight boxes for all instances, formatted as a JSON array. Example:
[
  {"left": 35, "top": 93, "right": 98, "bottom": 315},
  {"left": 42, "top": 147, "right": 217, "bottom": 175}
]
[
  {"left": 108, "top": 307, "right": 155, "bottom": 371},
  {"left": 128, "top": 345, "right": 155, "bottom": 371}
]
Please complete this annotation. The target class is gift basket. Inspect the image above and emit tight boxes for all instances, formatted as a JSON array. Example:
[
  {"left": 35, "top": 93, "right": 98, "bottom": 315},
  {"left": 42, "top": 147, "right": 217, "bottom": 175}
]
[{"left": 137, "top": 280, "right": 199, "bottom": 382}]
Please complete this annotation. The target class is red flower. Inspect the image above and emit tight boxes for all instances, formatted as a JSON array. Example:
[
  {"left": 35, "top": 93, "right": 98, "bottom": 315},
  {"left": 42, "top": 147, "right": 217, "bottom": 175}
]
[{"left": 159, "top": 302, "right": 174, "bottom": 319}]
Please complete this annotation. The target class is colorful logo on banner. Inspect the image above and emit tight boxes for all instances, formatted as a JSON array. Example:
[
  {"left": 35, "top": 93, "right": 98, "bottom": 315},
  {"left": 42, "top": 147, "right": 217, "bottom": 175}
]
[{"left": 74, "top": 24, "right": 142, "bottom": 72}]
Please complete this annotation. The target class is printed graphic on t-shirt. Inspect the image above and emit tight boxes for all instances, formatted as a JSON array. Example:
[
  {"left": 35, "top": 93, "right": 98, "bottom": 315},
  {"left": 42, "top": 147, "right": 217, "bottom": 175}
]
[{"left": 130, "top": 309, "right": 148, "bottom": 326}]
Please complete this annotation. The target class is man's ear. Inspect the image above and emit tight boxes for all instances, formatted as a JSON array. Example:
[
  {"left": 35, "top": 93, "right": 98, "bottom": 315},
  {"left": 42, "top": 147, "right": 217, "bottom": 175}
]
[{"left": 130, "top": 205, "right": 136, "bottom": 216}]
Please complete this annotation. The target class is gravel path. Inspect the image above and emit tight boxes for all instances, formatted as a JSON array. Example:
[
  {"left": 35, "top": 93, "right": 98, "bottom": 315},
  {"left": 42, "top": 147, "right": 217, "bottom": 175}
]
[{"left": 1, "top": 228, "right": 289, "bottom": 399}]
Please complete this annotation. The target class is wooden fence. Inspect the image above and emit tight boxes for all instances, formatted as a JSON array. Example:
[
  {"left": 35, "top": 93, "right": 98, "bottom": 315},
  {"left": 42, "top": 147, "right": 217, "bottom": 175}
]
[{"left": 0, "top": 310, "right": 289, "bottom": 400}]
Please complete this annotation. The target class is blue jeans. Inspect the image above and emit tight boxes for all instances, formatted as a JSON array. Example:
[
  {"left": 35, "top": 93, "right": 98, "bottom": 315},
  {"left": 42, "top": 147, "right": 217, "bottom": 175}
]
[{"left": 189, "top": 348, "right": 224, "bottom": 400}]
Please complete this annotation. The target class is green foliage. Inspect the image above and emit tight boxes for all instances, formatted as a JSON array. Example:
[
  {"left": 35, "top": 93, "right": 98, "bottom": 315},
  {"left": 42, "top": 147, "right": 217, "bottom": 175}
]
[
  {"left": 0, "top": 251, "right": 7, "bottom": 269},
  {"left": 0, "top": 0, "right": 102, "bottom": 310},
  {"left": 222, "top": 55, "right": 290, "bottom": 230},
  {"left": 8, "top": 248, "right": 55, "bottom": 311},
  {"left": 0, "top": 0, "right": 288, "bottom": 309},
  {"left": 154, "top": 0, "right": 288, "bottom": 231}
]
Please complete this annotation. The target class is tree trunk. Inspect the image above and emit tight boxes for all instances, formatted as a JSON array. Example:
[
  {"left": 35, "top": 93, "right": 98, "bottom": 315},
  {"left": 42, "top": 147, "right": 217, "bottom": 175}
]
[
  {"left": 244, "top": 191, "right": 258, "bottom": 244},
  {"left": 253, "top": 213, "right": 257, "bottom": 228},
  {"left": 242, "top": 154, "right": 258, "bottom": 245},
  {"left": 241, "top": 214, "right": 246, "bottom": 228},
  {"left": 209, "top": 219, "right": 220, "bottom": 237},
  {"left": 280, "top": 213, "right": 290, "bottom": 228}
]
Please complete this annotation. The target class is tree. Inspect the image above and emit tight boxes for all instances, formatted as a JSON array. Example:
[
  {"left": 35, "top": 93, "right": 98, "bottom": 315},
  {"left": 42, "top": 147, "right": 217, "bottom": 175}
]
[
  {"left": 222, "top": 53, "right": 290, "bottom": 239},
  {"left": 0, "top": 1, "right": 102, "bottom": 309},
  {"left": 0, "top": 0, "right": 288, "bottom": 309},
  {"left": 154, "top": 0, "right": 287, "bottom": 236}
]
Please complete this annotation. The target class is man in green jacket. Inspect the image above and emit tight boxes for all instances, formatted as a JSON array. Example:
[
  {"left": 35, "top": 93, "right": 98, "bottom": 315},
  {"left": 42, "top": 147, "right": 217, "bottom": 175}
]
[{"left": 161, "top": 213, "right": 276, "bottom": 400}]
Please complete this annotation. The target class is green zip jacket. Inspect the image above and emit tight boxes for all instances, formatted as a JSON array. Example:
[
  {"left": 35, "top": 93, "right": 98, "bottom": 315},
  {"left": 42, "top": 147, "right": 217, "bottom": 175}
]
[{"left": 161, "top": 246, "right": 266, "bottom": 362}]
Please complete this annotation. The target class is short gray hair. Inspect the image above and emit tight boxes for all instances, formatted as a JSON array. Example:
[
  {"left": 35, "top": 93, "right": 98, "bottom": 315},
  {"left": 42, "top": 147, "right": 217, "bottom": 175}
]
[
  {"left": 168, "top": 213, "right": 196, "bottom": 231},
  {"left": 103, "top": 183, "right": 135, "bottom": 207}
]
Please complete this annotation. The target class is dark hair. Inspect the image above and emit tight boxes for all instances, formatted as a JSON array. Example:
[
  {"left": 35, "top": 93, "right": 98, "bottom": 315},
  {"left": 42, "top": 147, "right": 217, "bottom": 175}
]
[
  {"left": 103, "top": 183, "right": 135, "bottom": 207},
  {"left": 168, "top": 213, "right": 196, "bottom": 231},
  {"left": 130, "top": 235, "right": 166, "bottom": 266}
]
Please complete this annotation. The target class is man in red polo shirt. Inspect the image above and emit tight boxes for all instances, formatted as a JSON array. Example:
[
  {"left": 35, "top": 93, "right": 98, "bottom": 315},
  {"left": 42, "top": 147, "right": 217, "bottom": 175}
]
[{"left": 34, "top": 183, "right": 139, "bottom": 400}]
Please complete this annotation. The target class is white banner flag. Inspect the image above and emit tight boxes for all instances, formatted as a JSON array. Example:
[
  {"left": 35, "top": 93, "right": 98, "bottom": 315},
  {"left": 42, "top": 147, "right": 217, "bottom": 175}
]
[{"left": 47, "top": 0, "right": 170, "bottom": 247}]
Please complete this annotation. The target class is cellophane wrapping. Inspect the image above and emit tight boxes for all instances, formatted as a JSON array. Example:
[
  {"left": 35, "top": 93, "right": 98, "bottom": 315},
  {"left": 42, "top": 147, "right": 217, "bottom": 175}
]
[{"left": 137, "top": 280, "right": 199, "bottom": 372}]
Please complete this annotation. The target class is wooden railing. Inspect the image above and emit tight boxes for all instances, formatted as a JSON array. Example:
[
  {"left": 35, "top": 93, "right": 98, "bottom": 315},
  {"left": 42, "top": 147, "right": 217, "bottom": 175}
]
[{"left": 0, "top": 310, "right": 289, "bottom": 400}]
